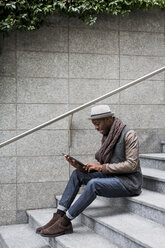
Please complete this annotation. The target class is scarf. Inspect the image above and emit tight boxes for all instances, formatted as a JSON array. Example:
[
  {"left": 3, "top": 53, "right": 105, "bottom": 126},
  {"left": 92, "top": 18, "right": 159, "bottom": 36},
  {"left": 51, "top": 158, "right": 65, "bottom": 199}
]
[{"left": 95, "top": 117, "right": 126, "bottom": 164}]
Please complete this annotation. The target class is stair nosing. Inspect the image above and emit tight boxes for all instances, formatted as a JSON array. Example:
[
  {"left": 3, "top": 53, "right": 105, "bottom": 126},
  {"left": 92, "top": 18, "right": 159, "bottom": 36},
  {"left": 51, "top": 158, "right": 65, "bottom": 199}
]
[
  {"left": 125, "top": 189, "right": 165, "bottom": 212},
  {"left": 140, "top": 153, "right": 165, "bottom": 161},
  {"left": 142, "top": 167, "right": 165, "bottom": 182}
]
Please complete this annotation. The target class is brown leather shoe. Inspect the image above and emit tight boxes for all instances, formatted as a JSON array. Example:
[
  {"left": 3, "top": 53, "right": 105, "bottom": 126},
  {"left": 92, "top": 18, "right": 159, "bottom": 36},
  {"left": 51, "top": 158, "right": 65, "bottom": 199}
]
[
  {"left": 36, "top": 213, "right": 61, "bottom": 233},
  {"left": 40, "top": 217, "right": 73, "bottom": 237}
]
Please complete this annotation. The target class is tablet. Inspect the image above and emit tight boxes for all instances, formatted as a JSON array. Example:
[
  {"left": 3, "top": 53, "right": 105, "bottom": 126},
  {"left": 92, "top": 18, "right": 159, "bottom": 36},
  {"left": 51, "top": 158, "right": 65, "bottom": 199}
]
[{"left": 62, "top": 153, "right": 85, "bottom": 167}]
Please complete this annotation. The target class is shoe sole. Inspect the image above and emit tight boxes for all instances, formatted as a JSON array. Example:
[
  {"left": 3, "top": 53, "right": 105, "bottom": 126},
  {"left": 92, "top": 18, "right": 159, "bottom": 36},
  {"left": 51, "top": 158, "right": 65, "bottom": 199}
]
[{"left": 40, "top": 229, "right": 73, "bottom": 237}]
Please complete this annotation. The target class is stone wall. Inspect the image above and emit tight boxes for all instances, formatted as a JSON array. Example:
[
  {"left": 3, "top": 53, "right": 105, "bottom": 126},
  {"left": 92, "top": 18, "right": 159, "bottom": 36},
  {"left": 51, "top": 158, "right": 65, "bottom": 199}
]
[{"left": 0, "top": 9, "right": 165, "bottom": 225}]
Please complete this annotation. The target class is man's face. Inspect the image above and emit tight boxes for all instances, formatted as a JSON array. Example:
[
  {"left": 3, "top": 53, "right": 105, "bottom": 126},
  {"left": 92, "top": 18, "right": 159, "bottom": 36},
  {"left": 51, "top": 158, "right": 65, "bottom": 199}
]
[{"left": 92, "top": 118, "right": 112, "bottom": 135}]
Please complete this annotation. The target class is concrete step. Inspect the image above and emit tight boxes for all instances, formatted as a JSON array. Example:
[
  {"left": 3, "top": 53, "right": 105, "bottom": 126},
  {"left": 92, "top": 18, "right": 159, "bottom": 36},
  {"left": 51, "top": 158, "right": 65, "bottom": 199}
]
[
  {"left": 140, "top": 153, "right": 165, "bottom": 170},
  {"left": 161, "top": 141, "right": 165, "bottom": 152},
  {"left": 27, "top": 208, "right": 119, "bottom": 248},
  {"left": 80, "top": 197, "right": 165, "bottom": 248},
  {"left": 0, "top": 224, "right": 50, "bottom": 248},
  {"left": 56, "top": 194, "right": 165, "bottom": 248},
  {"left": 142, "top": 167, "right": 165, "bottom": 194},
  {"left": 98, "top": 188, "right": 165, "bottom": 226}
]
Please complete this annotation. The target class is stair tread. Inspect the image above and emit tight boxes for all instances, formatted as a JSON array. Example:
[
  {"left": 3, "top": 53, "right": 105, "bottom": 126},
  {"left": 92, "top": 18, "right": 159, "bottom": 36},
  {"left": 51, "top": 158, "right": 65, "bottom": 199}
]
[
  {"left": 126, "top": 188, "right": 165, "bottom": 211},
  {"left": 27, "top": 209, "right": 119, "bottom": 248},
  {"left": 56, "top": 195, "right": 165, "bottom": 247},
  {"left": 140, "top": 153, "right": 165, "bottom": 160},
  {"left": 0, "top": 224, "right": 50, "bottom": 248},
  {"left": 82, "top": 198, "right": 165, "bottom": 248},
  {"left": 142, "top": 167, "right": 165, "bottom": 181}
]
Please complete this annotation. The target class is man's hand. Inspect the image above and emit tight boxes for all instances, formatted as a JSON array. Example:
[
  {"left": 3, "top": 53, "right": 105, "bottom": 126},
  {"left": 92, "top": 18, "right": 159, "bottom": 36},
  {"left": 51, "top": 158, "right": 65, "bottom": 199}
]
[
  {"left": 85, "top": 162, "right": 102, "bottom": 173},
  {"left": 64, "top": 155, "right": 85, "bottom": 172}
]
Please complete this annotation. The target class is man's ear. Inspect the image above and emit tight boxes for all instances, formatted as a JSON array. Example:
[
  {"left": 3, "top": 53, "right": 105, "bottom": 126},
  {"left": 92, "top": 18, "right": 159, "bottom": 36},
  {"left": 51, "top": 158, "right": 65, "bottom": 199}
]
[
  {"left": 106, "top": 117, "right": 113, "bottom": 124},
  {"left": 105, "top": 117, "right": 111, "bottom": 121}
]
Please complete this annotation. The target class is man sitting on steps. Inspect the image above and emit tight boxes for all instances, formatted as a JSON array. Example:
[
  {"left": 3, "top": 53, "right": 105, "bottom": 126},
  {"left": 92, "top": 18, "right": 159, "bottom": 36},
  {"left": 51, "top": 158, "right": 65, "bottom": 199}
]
[{"left": 36, "top": 105, "right": 143, "bottom": 237}]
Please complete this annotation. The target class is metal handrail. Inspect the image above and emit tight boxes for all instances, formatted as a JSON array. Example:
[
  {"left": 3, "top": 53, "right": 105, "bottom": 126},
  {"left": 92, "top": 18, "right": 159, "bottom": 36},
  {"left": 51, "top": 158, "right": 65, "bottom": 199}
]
[{"left": 0, "top": 66, "right": 165, "bottom": 148}]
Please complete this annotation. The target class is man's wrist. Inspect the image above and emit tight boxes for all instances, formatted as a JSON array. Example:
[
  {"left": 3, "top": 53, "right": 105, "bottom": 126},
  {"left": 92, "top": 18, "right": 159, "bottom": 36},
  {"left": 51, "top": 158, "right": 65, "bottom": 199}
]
[{"left": 101, "top": 164, "right": 107, "bottom": 173}]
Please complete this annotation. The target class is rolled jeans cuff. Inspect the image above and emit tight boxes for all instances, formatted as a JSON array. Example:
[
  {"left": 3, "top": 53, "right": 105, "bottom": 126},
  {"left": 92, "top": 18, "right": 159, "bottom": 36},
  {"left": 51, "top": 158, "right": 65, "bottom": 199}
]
[
  {"left": 58, "top": 204, "right": 67, "bottom": 212},
  {"left": 66, "top": 210, "right": 74, "bottom": 220}
]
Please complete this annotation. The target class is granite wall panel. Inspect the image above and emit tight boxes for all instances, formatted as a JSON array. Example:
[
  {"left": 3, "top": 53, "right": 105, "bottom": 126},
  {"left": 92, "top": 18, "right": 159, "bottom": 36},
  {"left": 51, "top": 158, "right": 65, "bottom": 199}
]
[
  {"left": 0, "top": 210, "right": 16, "bottom": 225},
  {"left": 69, "top": 54, "right": 119, "bottom": 79},
  {"left": 0, "top": 77, "right": 16, "bottom": 103},
  {"left": 120, "top": 80, "right": 165, "bottom": 105},
  {"left": 17, "top": 51, "right": 68, "bottom": 78},
  {"left": 0, "top": 51, "right": 16, "bottom": 77},
  {"left": 17, "top": 156, "right": 69, "bottom": 183},
  {"left": 17, "top": 78, "right": 68, "bottom": 104},
  {"left": 0, "top": 184, "right": 16, "bottom": 210},
  {"left": 17, "top": 181, "right": 67, "bottom": 210},
  {"left": 0, "top": 131, "right": 17, "bottom": 157},
  {"left": 17, "top": 26, "right": 68, "bottom": 53},
  {"left": 69, "top": 28, "right": 119, "bottom": 54},
  {"left": 120, "top": 56, "right": 165, "bottom": 80},
  {"left": 0, "top": 32, "right": 16, "bottom": 51},
  {"left": 69, "top": 79, "right": 119, "bottom": 104},
  {"left": 120, "top": 32, "right": 164, "bottom": 56},
  {"left": 0, "top": 104, "right": 16, "bottom": 130},
  {"left": 120, "top": 105, "right": 165, "bottom": 129},
  {"left": 17, "top": 104, "right": 69, "bottom": 130},
  {"left": 16, "top": 130, "right": 68, "bottom": 156},
  {"left": 0, "top": 157, "right": 16, "bottom": 184}
]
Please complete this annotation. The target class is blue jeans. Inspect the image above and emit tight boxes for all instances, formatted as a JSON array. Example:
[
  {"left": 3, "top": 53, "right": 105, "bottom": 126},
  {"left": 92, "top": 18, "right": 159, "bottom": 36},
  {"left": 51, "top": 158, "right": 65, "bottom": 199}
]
[{"left": 58, "top": 169, "right": 132, "bottom": 219}]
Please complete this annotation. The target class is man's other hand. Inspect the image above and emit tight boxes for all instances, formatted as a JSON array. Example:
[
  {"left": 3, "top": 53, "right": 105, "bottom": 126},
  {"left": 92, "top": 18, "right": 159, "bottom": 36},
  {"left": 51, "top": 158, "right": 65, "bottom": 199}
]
[{"left": 85, "top": 162, "right": 102, "bottom": 172}]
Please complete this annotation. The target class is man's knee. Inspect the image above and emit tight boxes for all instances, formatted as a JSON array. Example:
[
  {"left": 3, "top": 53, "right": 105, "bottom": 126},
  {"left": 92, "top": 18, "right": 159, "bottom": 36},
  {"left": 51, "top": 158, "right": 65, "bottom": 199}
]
[{"left": 86, "top": 179, "right": 98, "bottom": 192}]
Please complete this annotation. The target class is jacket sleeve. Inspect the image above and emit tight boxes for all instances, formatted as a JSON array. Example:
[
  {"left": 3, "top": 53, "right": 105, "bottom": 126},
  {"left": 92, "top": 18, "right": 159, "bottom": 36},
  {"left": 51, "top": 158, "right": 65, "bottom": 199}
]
[{"left": 102, "top": 130, "right": 139, "bottom": 174}]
